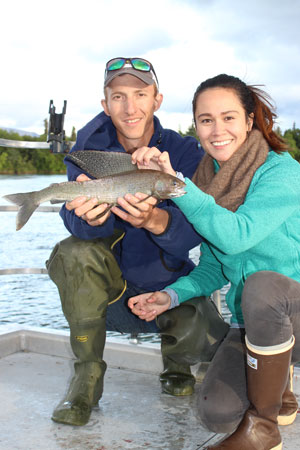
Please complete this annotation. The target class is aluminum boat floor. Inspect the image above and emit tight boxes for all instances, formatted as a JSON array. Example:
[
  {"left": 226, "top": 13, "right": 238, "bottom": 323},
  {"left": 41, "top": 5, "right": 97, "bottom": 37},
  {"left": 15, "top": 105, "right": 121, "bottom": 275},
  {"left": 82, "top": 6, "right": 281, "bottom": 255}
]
[{"left": 0, "top": 326, "right": 299, "bottom": 450}]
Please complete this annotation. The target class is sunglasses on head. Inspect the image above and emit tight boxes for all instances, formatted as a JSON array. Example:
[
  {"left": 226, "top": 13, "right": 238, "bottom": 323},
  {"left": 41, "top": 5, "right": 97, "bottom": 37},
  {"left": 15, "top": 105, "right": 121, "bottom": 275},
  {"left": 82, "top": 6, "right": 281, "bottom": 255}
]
[{"left": 105, "top": 57, "right": 159, "bottom": 86}]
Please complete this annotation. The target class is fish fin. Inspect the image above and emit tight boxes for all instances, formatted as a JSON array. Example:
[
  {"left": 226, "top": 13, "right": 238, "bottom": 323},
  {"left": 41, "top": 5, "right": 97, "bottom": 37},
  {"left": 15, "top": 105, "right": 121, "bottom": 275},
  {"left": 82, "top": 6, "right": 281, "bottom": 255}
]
[
  {"left": 64, "top": 154, "right": 92, "bottom": 177},
  {"left": 66, "top": 150, "right": 137, "bottom": 178},
  {"left": 2, "top": 192, "right": 39, "bottom": 231}
]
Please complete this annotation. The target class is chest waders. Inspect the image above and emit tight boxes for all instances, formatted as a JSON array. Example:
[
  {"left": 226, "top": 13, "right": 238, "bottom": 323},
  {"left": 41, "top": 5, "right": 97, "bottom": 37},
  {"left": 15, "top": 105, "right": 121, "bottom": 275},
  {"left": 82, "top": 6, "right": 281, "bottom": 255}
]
[
  {"left": 46, "top": 233, "right": 229, "bottom": 426},
  {"left": 157, "top": 297, "right": 229, "bottom": 396},
  {"left": 46, "top": 232, "right": 125, "bottom": 426}
]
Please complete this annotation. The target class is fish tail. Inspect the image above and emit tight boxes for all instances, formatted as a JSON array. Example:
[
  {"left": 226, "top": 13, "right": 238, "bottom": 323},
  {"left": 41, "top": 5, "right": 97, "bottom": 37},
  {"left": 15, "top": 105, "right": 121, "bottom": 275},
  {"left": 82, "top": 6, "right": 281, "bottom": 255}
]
[{"left": 2, "top": 192, "right": 40, "bottom": 230}]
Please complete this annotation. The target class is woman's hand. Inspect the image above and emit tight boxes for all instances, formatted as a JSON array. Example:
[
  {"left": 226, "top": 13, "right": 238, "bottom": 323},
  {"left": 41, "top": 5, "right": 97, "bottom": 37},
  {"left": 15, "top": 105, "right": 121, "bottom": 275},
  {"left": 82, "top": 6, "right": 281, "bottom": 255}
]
[
  {"left": 132, "top": 147, "right": 176, "bottom": 177},
  {"left": 128, "top": 291, "right": 171, "bottom": 321}
]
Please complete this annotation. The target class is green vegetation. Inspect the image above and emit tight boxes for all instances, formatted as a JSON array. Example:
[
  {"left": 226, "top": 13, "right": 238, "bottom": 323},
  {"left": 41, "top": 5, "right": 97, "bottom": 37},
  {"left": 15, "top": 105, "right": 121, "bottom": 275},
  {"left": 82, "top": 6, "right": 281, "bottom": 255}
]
[
  {"left": 282, "top": 123, "right": 300, "bottom": 162},
  {"left": 0, "top": 121, "right": 76, "bottom": 174},
  {"left": 180, "top": 123, "right": 300, "bottom": 163},
  {"left": 0, "top": 121, "right": 299, "bottom": 175}
]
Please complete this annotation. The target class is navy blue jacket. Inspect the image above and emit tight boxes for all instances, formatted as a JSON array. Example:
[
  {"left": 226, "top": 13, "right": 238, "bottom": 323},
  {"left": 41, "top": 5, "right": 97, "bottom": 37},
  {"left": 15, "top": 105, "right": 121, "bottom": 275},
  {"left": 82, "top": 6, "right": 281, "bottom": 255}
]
[{"left": 60, "top": 111, "right": 204, "bottom": 290}]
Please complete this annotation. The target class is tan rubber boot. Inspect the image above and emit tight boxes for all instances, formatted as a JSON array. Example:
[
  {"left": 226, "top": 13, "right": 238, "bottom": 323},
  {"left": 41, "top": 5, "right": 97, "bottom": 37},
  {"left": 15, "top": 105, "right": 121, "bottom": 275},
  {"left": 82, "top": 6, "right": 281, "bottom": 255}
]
[
  {"left": 277, "top": 365, "right": 298, "bottom": 426},
  {"left": 205, "top": 336, "right": 294, "bottom": 450}
]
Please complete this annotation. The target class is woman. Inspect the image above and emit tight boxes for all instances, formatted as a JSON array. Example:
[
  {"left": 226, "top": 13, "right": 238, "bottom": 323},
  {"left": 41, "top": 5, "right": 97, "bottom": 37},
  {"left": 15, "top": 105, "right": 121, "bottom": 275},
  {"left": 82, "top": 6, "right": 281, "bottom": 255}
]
[{"left": 128, "top": 74, "right": 300, "bottom": 450}]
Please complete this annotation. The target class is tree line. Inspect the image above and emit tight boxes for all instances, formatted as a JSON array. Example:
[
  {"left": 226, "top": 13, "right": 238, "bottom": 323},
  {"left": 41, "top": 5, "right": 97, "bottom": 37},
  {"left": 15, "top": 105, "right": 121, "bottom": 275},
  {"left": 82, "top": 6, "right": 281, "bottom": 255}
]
[
  {"left": 0, "top": 122, "right": 299, "bottom": 175},
  {"left": 0, "top": 119, "right": 75, "bottom": 174}
]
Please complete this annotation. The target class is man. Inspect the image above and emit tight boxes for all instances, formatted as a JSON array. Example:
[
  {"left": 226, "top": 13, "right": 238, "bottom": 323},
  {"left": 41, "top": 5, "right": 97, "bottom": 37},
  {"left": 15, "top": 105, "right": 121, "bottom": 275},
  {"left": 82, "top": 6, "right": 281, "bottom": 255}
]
[{"left": 47, "top": 57, "right": 229, "bottom": 426}]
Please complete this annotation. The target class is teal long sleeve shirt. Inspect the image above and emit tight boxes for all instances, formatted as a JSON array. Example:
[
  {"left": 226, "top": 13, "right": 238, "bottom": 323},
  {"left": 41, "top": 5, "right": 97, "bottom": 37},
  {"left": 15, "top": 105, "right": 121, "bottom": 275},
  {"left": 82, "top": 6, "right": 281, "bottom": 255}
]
[{"left": 167, "top": 151, "right": 300, "bottom": 324}]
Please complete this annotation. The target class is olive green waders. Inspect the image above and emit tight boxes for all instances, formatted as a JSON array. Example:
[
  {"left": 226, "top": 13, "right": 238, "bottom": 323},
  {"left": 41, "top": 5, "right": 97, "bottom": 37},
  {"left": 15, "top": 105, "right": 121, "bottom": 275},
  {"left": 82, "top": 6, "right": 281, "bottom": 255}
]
[
  {"left": 46, "top": 233, "right": 229, "bottom": 425},
  {"left": 46, "top": 232, "right": 126, "bottom": 426},
  {"left": 157, "top": 297, "right": 229, "bottom": 396}
]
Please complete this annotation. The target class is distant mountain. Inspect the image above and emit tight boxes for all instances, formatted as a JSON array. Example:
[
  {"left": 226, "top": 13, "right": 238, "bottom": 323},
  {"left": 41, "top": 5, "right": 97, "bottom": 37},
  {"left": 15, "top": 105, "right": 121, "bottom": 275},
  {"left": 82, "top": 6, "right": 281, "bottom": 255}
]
[{"left": 0, "top": 127, "right": 40, "bottom": 138}]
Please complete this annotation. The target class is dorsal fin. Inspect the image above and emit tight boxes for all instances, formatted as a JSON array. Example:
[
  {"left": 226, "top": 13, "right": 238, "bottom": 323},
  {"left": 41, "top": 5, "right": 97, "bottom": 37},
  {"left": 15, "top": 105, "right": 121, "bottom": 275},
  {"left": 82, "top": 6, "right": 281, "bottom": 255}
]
[{"left": 65, "top": 150, "right": 137, "bottom": 178}]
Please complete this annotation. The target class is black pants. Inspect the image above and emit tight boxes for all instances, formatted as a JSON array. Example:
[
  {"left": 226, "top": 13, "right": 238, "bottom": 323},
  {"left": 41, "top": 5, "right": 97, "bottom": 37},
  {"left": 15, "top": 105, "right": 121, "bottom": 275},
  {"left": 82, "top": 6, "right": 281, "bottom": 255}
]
[{"left": 197, "top": 271, "right": 300, "bottom": 433}]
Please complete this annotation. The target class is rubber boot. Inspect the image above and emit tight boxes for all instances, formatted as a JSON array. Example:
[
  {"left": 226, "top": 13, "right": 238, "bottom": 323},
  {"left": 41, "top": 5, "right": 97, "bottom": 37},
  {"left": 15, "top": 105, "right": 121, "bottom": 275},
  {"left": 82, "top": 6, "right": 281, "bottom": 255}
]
[
  {"left": 205, "top": 336, "right": 295, "bottom": 450},
  {"left": 51, "top": 320, "right": 107, "bottom": 426},
  {"left": 278, "top": 365, "right": 298, "bottom": 426},
  {"left": 46, "top": 231, "right": 126, "bottom": 426},
  {"left": 157, "top": 297, "right": 229, "bottom": 396},
  {"left": 160, "top": 342, "right": 196, "bottom": 396}
]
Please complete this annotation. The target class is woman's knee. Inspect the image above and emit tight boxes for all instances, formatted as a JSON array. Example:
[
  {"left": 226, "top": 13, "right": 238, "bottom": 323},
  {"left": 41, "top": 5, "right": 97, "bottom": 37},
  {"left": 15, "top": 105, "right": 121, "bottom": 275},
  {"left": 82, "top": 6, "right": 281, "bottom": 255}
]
[
  {"left": 242, "top": 271, "right": 295, "bottom": 346},
  {"left": 242, "top": 271, "right": 281, "bottom": 319},
  {"left": 196, "top": 381, "right": 246, "bottom": 433}
]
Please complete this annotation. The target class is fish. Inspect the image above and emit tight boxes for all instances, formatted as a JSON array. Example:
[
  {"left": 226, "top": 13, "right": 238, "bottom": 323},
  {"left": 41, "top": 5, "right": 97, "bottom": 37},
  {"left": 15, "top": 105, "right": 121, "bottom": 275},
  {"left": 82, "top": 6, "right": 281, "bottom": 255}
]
[
  {"left": 2, "top": 169, "right": 186, "bottom": 231},
  {"left": 65, "top": 150, "right": 138, "bottom": 178}
]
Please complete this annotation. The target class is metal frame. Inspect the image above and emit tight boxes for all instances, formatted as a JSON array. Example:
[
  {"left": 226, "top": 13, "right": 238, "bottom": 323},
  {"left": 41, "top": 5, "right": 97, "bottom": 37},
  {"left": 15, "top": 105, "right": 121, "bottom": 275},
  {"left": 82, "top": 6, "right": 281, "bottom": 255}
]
[{"left": 0, "top": 139, "right": 51, "bottom": 149}]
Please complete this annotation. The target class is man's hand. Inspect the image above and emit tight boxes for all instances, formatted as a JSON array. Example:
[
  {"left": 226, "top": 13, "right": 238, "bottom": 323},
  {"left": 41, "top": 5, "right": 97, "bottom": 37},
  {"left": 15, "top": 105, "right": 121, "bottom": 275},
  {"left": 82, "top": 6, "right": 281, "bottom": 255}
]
[
  {"left": 111, "top": 192, "right": 169, "bottom": 233},
  {"left": 65, "top": 173, "right": 111, "bottom": 226},
  {"left": 128, "top": 291, "right": 171, "bottom": 321},
  {"left": 132, "top": 147, "right": 176, "bottom": 176}
]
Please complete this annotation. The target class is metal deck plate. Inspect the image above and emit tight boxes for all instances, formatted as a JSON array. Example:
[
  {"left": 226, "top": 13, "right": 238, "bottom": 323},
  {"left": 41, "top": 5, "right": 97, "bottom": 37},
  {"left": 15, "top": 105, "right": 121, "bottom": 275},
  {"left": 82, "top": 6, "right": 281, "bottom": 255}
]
[{"left": 0, "top": 326, "right": 299, "bottom": 450}]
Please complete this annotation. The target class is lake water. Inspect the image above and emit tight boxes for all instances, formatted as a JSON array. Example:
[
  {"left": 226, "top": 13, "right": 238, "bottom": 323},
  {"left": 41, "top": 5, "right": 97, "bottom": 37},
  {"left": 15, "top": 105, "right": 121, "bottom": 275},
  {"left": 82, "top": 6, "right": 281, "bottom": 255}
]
[{"left": 0, "top": 174, "right": 230, "bottom": 343}]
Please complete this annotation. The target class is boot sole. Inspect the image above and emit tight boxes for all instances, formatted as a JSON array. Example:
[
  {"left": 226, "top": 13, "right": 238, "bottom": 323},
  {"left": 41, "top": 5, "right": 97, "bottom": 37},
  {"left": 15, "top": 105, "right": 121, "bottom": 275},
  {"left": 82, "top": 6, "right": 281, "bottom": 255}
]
[
  {"left": 271, "top": 443, "right": 282, "bottom": 450},
  {"left": 51, "top": 415, "right": 89, "bottom": 426},
  {"left": 277, "top": 410, "right": 297, "bottom": 426},
  {"left": 161, "top": 386, "right": 194, "bottom": 396}
]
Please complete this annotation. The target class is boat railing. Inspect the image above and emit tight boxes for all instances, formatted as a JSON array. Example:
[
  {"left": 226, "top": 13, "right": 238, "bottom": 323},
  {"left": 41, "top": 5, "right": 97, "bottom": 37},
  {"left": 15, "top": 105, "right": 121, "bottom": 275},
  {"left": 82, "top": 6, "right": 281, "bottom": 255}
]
[{"left": 0, "top": 138, "right": 52, "bottom": 149}]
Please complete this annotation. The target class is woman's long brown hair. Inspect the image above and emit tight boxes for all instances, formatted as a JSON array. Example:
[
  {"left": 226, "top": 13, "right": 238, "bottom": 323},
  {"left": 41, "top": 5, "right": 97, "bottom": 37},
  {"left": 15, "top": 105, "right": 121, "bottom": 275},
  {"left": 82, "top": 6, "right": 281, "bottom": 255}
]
[{"left": 192, "top": 74, "right": 287, "bottom": 153}]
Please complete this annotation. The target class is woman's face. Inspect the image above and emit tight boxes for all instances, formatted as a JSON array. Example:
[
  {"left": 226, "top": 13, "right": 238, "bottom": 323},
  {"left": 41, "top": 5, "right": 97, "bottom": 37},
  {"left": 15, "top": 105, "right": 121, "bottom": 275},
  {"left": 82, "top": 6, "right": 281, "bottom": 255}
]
[{"left": 194, "top": 87, "right": 253, "bottom": 165}]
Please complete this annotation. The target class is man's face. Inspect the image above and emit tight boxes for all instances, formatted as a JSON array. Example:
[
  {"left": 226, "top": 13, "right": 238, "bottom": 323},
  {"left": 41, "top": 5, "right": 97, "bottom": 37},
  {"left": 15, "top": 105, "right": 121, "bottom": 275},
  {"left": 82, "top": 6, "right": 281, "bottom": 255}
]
[{"left": 101, "top": 74, "right": 163, "bottom": 149}]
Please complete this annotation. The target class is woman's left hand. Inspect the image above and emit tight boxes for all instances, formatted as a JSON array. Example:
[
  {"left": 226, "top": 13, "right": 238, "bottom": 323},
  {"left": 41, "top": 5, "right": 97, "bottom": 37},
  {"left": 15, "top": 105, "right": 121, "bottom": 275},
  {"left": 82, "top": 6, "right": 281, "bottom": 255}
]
[
  {"left": 132, "top": 147, "right": 176, "bottom": 176},
  {"left": 128, "top": 291, "right": 171, "bottom": 321}
]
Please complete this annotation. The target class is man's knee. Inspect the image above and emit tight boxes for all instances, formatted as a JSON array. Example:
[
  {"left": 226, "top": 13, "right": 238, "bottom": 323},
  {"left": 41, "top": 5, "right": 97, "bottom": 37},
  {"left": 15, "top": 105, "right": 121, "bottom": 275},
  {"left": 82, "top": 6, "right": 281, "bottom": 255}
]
[
  {"left": 47, "top": 235, "right": 122, "bottom": 285},
  {"left": 46, "top": 236, "right": 87, "bottom": 276},
  {"left": 47, "top": 236, "right": 104, "bottom": 267},
  {"left": 56, "top": 235, "right": 92, "bottom": 256},
  {"left": 46, "top": 235, "right": 125, "bottom": 320}
]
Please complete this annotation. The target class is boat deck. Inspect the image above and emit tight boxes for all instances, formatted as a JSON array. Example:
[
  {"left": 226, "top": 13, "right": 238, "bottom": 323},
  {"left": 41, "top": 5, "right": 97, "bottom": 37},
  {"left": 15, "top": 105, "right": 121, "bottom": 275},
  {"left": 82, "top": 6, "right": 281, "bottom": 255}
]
[{"left": 1, "top": 325, "right": 299, "bottom": 450}]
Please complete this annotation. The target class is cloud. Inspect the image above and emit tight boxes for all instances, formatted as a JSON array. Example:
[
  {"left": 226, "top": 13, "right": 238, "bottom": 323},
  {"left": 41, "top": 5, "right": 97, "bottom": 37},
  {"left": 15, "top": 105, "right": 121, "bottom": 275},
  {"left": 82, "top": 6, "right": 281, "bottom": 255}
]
[
  {"left": 1, "top": 0, "right": 300, "bottom": 134},
  {"left": 207, "top": 0, "right": 300, "bottom": 47},
  {"left": 80, "top": 30, "right": 174, "bottom": 63}
]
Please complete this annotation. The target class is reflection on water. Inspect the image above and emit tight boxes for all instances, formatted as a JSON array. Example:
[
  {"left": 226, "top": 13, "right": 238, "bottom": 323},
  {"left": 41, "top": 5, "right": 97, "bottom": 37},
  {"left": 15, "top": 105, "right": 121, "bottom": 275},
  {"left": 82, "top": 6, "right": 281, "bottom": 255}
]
[{"left": 0, "top": 175, "right": 231, "bottom": 344}]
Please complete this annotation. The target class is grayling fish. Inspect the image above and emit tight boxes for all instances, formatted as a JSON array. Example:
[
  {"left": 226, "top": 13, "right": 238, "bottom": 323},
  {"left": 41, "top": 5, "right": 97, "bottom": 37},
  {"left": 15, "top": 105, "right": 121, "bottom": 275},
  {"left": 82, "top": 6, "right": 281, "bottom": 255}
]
[
  {"left": 2, "top": 170, "right": 186, "bottom": 231},
  {"left": 65, "top": 150, "right": 138, "bottom": 178}
]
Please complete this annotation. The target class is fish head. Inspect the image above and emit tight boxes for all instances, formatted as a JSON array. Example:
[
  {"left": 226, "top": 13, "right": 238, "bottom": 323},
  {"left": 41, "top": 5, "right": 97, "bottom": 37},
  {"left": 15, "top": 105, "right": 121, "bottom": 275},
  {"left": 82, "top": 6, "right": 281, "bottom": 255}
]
[{"left": 153, "top": 173, "right": 186, "bottom": 199}]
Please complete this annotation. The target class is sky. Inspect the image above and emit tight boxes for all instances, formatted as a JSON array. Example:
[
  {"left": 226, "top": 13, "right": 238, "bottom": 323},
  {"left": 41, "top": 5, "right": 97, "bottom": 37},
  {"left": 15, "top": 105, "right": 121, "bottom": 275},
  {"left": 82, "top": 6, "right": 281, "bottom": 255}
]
[{"left": 1, "top": 0, "right": 300, "bottom": 137}]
